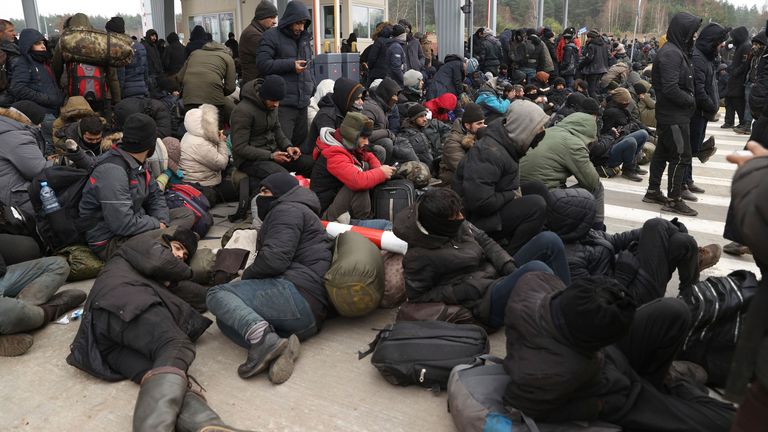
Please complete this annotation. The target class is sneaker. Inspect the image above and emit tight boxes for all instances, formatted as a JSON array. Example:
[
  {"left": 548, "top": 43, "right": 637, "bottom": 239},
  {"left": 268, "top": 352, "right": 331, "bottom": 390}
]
[
  {"left": 621, "top": 169, "right": 643, "bottom": 182},
  {"left": 698, "top": 244, "right": 722, "bottom": 271},
  {"left": 723, "top": 241, "right": 751, "bottom": 256},
  {"left": 0, "top": 334, "right": 34, "bottom": 357},
  {"left": 268, "top": 334, "right": 300, "bottom": 385},
  {"left": 680, "top": 188, "right": 698, "bottom": 202},
  {"left": 665, "top": 360, "right": 709, "bottom": 392},
  {"left": 238, "top": 331, "right": 288, "bottom": 379},
  {"left": 687, "top": 182, "right": 705, "bottom": 194},
  {"left": 720, "top": 123, "right": 735, "bottom": 129},
  {"left": 642, "top": 190, "right": 668, "bottom": 205},
  {"left": 734, "top": 125, "right": 751, "bottom": 135},
  {"left": 662, "top": 198, "right": 698, "bottom": 216}
]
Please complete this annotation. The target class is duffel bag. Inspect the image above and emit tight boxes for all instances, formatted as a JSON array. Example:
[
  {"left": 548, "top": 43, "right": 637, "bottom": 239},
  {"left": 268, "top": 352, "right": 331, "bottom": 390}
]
[
  {"left": 447, "top": 356, "right": 622, "bottom": 432},
  {"left": 58, "top": 244, "right": 104, "bottom": 281},
  {"left": 359, "top": 320, "right": 489, "bottom": 390},
  {"left": 324, "top": 231, "right": 384, "bottom": 317},
  {"left": 60, "top": 27, "right": 134, "bottom": 67}
]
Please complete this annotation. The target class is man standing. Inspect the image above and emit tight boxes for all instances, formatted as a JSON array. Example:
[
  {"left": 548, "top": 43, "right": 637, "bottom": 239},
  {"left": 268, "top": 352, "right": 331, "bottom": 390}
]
[
  {"left": 0, "top": 19, "right": 18, "bottom": 107},
  {"left": 579, "top": 30, "right": 610, "bottom": 98},
  {"left": 142, "top": 29, "right": 164, "bottom": 90},
  {"left": 643, "top": 12, "right": 702, "bottom": 217},
  {"left": 239, "top": 1, "right": 278, "bottom": 85},
  {"left": 723, "top": 27, "right": 750, "bottom": 130},
  {"left": 256, "top": 1, "right": 315, "bottom": 150}
]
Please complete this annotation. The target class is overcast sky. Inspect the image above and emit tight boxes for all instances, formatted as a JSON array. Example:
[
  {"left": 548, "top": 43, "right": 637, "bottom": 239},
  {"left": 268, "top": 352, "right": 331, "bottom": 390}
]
[{"left": 4, "top": 0, "right": 766, "bottom": 20}]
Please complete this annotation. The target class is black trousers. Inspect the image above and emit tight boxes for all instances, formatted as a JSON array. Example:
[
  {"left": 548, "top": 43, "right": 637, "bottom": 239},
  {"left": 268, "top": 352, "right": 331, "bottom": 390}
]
[
  {"left": 686, "top": 114, "right": 709, "bottom": 185},
  {"left": 725, "top": 95, "right": 746, "bottom": 126},
  {"left": 93, "top": 305, "right": 196, "bottom": 383},
  {"left": 239, "top": 156, "right": 314, "bottom": 181},
  {"left": 585, "top": 73, "right": 603, "bottom": 99},
  {"left": 631, "top": 218, "right": 699, "bottom": 306},
  {"left": 608, "top": 298, "right": 735, "bottom": 432},
  {"left": 278, "top": 105, "right": 309, "bottom": 154},
  {"left": 0, "top": 234, "right": 42, "bottom": 265},
  {"left": 491, "top": 191, "right": 547, "bottom": 255},
  {"left": 648, "top": 123, "right": 692, "bottom": 200}
]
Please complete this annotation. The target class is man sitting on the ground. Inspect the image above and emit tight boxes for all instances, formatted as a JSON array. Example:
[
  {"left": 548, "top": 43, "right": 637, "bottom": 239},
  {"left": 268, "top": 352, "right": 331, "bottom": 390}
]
[
  {"left": 0, "top": 252, "right": 83, "bottom": 357},
  {"left": 207, "top": 173, "right": 333, "bottom": 384},
  {"left": 394, "top": 188, "right": 571, "bottom": 329},
  {"left": 311, "top": 112, "right": 394, "bottom": 222},
  {"left": 362, "top": 77, "right": 402, "bottom": 163},
  {"left": 503, "top": 273, "right": 735, "bottom": 431},
  {"left": 54, "top": 115, "right": 105, "bottom": 155},
  {"left": 231, "top": 75, "right": 313, "bottom": 182},
  {"left": 79, "top": 113, "right": 194, "bottom": 260},
  {"left": 438, "top": 103, "right": 486, "bottom": 186}
]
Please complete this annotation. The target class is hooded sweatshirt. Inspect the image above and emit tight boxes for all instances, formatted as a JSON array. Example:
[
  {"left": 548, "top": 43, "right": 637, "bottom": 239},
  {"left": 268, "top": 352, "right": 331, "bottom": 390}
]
[
  {"left": 693, "top": 23, "right": 728, "bottom": 117},
  {"left": 726, "top": 26, "right": 751, "bottom": 97},
  {"left": 163, "top": 32, "right": 187, "bottom": 75},
  {"left": 520, "top": 112, "right": 599, "bottom": 191},
  {"left": 177, "top": 42, "right": 237, "bottom": 107},
  {"left": 142, "top": 29, "right": 163, "bottom": 77},
  {"left": 651, "top": 12, "right": 702, "bottom": 125}
]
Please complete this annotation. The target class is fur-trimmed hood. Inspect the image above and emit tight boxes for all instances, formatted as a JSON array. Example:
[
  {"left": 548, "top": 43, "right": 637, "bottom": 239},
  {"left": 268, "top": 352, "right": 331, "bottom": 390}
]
[
  {"left": 0, "top": 107, "right": 34, "bottom": 126},
  {"left": 183, "top": 104, "right": 220, "bottom": 144}
]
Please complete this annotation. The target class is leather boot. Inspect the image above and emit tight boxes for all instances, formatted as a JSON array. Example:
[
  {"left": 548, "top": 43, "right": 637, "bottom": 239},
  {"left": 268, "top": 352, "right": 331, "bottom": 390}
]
[
  {"left": 133, "top": 367, "right": 188, "bottom": 432},
  {"left": 176, "top": 390, "right": 251, "bottom": 432},
  {"left": 40, "top": 289, "right": 86, "bottom": 323}
]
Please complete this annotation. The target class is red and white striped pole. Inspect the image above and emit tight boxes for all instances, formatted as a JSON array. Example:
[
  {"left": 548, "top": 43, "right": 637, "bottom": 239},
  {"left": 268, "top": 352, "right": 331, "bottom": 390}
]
[{"left": 321, "top": 221, "right": 408, "bottom": 255}]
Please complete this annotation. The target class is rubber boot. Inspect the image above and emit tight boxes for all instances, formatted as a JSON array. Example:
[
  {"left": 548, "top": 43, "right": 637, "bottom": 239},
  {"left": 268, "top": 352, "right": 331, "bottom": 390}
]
[
  {"left": 176, "top": 390, "right": 251, "bottom": 432},
  {"left": 133, "top": 367, "right": 188, "bottom": 432}
]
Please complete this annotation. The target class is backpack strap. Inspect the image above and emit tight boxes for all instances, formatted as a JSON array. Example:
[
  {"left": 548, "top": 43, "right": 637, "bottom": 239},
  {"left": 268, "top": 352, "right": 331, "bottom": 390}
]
[{"left": 521, "top": 413, "right": 541, "bottom": 432}]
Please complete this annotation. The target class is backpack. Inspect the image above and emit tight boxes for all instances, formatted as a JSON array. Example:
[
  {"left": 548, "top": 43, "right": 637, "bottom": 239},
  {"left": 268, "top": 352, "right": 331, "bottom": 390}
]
[
  {"left": 358, "top": 320, "right": 489, "bottom": 391},
  {"left": 164, "top": 183, "right": 213, "bottom": 238},
  {"left": 28, "top": 155, "right": 128, "bottom": 253},
  {"left": 324, "top": 231, "right": 385, "bottom": 318},
  {"left": 678, "top": 270, "right": 759, "bottom": 387},
  {"left": 372, "top": 179, "right": 415, "bottom": 221},
  {"left": 396, "top": 302, "right": 477, "bottom": 325},
  {"left": 68, "top": 62, "right": 108, "bottom": 103},
  {"left": 447, "top": 356, "right": 622, "bottom": 432}
]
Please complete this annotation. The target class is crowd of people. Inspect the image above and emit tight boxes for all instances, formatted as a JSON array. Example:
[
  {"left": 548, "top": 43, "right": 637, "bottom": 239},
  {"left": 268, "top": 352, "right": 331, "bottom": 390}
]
[{"left": 0, "top": 3, "right": 767, "bottom": 431}]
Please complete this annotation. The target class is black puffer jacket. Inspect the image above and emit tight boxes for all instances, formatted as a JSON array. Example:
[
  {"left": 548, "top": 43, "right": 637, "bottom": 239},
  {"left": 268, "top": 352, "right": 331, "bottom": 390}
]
[
  {"left": 726, "top": 26, "right": 751, "bottom": 98},
  {"left": 114, "top": 96, "right": 172, "bottom": 138},
  {"left": 162, "top": 33, "right": 187, "bottom": 75},
  {"left": 426, "top": 54, "right": 465, "bottom": 100},
  {"left": 652, "top": 12, "right": 701, "bottom": 125},
  {"left": 67, "top": 234, "right": 212, "bottom": 381},
  {"left": 693, "top": 23, "right": 728, "bottom": 117},
  {"left": 749, "top": 31, "right": 768, "bottom": 120},
  {"left": 393, "top": 203, "right": 516, "bottom": 325},
  {"left": 308, "top": 79, "right": 364, "bottom": 151},
  {"left": 243, "top": 185, "right": 333, "bottom": 324},
  {"left": 579, "top": 37, "right": 610, "bottom": 75},
  {"left": 503, "top": 271, "right": 640, "bottom": 422},
  {"left": 547, "top": 188, "right": 640, "bottom": 282},
  {"left": 397, "top": 119, "right": 433, "bottom": 167},
  {"left": 255, "top": 2, "right": 315, "bottom": 109}
]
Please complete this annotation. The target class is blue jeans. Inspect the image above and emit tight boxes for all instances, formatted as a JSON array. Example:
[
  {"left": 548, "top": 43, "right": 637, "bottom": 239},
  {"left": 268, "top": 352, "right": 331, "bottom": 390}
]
[
  {"left": 518, "top": 67, "right": 536, "bottom": 82},
  {"left": 0, "top": 256, "right": 70, "bottom": 334},
  {"left": 607, "top": 130, "right": 648, "bottom": 169},
  {"left": 512, "top": 231, "right": 571, "bottom": 286},
  {"left": 206, "top": 277, "right": 317, "bottom": 348},
  {"left": 488, "top": 261, "right": 554, "bottom": 328},
  {"left": 350, "top": 219, "right": 393, "bottom": 231}
]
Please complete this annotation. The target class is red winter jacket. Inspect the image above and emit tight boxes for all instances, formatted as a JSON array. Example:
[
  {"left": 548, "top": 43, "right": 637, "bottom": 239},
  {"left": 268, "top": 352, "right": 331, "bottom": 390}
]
[{"left": 424, "top": 93, "right": 458, "bottom": 122}]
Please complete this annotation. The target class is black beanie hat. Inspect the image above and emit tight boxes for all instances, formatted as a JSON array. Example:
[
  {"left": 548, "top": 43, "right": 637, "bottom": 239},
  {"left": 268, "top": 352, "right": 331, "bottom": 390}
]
[
  {"left": 120, "top": 113, "right": 157, "bottom": 153},
  {"left": 162, "top": 228, "right": 199, "bottom": 260},
  {"left": 11, "top": 100, "right": 46, "bottom": 125},
  {"left": 254, "top": 0, "right": 279, "bottom": 20},
  {"left": 105, "top": 17, "right": 126, "bottom": 34},
  {"left": 551, "top": 276, "right": 637, "bottom": 351},
  {"left": 587, "top": 29, "right": 600, "bottom": 39},
  {"left": 260, "top": 75, "right": 287, "bottom": 101},
  {"left": 579, "top": 98, "right": 601, "bottom": 116},
  {"left": 553, "top": 77, "right": 566, "bottom": 87},
  {"left": 407, "top": 103, "right": 428, "bottom": 119},
  {"left": 261, "top": 172, "right": 299, "bottom": 197},
  {"left": 633, "top": 82, "right": 648, "bottom": 95},
  {"left": 376, "top": 78, "right": 401, "bottom": 102},
  {"left": 462, "top": 103, "right": 485, "bottom": 125},
  {"left": 391, "top": 24, "right": 407, "bottom": 38}
]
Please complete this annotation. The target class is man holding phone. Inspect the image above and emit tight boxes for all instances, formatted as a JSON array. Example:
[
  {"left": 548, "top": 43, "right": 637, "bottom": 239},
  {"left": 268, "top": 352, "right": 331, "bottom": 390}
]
[
  {"left": 231, "top": 75, "right": 314, "bottom": 181},
  {"left": 256, "top": 1, "right": 315, "bottom": 153}
]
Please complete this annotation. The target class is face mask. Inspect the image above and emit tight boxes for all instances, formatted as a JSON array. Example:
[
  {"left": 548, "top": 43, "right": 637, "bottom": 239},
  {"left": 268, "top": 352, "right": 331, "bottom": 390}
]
[
  {"left": 352, "top": 99, "right": 364, "bottom": 111},
  {"left": 256, "top": 195, "right": 277, "bottom": 221},
  {"left": 427, "top": 218, "right": 464, "bottom": 238},
  {"left": 30, "top": 51, "right": 51, "bottom": 63},
  {"left": 529, "top": 130, "right": 546, "bottom": 150}
]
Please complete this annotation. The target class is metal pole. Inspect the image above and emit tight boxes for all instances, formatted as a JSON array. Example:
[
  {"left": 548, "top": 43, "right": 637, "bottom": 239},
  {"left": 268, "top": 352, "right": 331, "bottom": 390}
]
[
  {"left": 537, "top": 0, "right": 544, "bottom": 29},
  {"left": 630, "top": 0, "right": 641, "bottom": 63},
  {"left": 419, "top": 0, "right": 425, "bottom": 33},
  {"left": 564, "top": 0, "right": 569, "bottom": 29},
  {"left": 470, "top": 1, "right": 474, "bottom": 59}
]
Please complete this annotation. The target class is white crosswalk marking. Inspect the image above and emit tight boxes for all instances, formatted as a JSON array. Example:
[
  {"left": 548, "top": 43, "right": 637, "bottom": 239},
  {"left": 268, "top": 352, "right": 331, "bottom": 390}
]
[{"left": 600, "top": 119, "right": 760, "bottom": 293}]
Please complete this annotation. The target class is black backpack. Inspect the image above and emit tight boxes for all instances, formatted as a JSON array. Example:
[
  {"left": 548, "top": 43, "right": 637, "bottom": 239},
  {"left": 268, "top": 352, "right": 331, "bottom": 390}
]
[
  {"left": 372, "top": 179, "right": 415, "bottom": 221},
  {"left": 358, "top": 320, "right": 489, "bottom": 391},
  {"left": 28, "top": 155, "right": 128, "bottom": 253},
  {"left": 678, "top": 270, "right": 759, "bottom": 387}
]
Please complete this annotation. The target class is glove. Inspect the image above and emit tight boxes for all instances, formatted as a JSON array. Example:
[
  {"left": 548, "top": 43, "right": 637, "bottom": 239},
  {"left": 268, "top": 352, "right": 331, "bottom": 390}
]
[
  {"left": 64, "top": 139, "right": 79, "bottom": 152},
  {"left": 501, "top": 259, "right": 518, "bottom": 276}
]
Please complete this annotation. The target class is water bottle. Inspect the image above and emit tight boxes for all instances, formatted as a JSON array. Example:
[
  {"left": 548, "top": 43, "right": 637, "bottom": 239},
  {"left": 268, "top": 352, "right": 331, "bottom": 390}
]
[{"left": 40, "top": 181, "right": 61, "bottom": 214}]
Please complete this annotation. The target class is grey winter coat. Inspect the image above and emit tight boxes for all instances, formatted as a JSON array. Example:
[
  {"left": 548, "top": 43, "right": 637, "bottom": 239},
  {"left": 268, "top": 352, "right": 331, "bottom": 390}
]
[
  {"left": 404, "top": 35, "right": 425, "bottom": 72},
  {"left": 255, "top": 1, "right": 315, "bottom": 109},
  {"left": 79, "top": 147, "right": 170, "bottom": 251}
]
